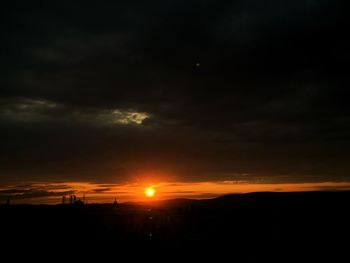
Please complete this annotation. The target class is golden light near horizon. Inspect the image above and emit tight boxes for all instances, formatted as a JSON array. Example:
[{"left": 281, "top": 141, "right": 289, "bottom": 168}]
[{"left": 145, "top": 186, "right": 155, "bottom": 198}]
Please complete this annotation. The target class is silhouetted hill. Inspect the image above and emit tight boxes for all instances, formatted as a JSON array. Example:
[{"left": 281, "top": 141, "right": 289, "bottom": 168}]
[{"left": 1, "top": 191, "right": 349, "bottom": 244}]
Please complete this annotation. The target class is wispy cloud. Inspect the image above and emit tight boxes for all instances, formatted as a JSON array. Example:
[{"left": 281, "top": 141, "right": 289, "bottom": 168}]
[
  {"left": 0, "top": 98, "right": 149, "bottom": 126},
  {"left": 0, "top": 183, "right": 75, "bottom": 201}
]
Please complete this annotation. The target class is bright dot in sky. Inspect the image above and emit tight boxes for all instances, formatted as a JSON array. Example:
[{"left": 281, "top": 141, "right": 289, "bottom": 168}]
[{"left": 145, "top": 187, "right": 155, "bottom": 198}]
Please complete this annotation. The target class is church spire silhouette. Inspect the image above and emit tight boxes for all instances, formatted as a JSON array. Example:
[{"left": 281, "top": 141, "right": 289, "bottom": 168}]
[{"left": 113, "top": 197, "right": 118, "bottom": 208}]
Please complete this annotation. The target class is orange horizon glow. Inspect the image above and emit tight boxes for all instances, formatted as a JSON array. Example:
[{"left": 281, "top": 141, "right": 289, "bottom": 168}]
[{"left": 2, "top": 180, "right": 350, "bottom": 204}]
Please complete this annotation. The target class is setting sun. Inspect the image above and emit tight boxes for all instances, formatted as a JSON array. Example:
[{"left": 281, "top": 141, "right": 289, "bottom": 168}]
[{"left": 145, "top": 186, "right": 155, "bottom": 198}]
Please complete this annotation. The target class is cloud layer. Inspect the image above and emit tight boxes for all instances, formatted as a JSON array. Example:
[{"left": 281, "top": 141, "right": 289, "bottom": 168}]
[{"left": 1, "top": 0, "right": 350, "bottom": 186}]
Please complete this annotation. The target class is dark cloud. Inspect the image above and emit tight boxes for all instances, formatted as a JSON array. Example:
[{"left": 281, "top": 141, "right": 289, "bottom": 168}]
[
  {"left": 92, "top": 188, "right": 111, "bottom": 193},
  {"left": 1, "top": 0, "right": 350, "bottom": 185},
  {"left": 0, "top": 185, "right": 75, "bottom": 200}
]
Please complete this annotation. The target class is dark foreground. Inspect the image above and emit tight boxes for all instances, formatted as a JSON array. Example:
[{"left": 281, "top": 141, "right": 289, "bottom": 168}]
[{"left": 1, "top": 191, "right": 349, "bottom": 243}]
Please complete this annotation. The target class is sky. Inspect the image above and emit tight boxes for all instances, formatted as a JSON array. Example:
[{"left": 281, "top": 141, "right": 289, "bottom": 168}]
[{"left": 1, "top": 0, "right": 350, "bottom": 203}]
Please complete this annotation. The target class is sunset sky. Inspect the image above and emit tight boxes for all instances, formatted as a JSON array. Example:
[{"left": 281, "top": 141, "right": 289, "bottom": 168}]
[{"left": 1, "top": 1, "right": 350, "bottom": 204}]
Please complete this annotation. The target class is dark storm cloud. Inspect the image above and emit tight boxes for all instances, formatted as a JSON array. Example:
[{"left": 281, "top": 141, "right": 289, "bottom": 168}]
[{"left": 1, "top": 0, "right": 350, "bottom": 184}]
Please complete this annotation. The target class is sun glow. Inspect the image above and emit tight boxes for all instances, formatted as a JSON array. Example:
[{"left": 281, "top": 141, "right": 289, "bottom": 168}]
[
  {"left": 145, "top": 186, "right": 155, "bottom": 198},
  {"left": 7, "top": 181, "right": 350, "bottom": 204}
]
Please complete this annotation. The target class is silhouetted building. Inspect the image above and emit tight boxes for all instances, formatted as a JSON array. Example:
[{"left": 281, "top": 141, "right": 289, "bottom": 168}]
[
  {"left": 66, "top": 194, "right": 85, "bottom": 205},
  {"left": 113, "top": 198, "right": 118, "bottom": 208}
]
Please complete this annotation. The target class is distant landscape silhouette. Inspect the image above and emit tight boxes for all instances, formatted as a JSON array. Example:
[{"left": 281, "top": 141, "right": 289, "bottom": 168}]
[{"left": 1, "top": 191, "right": 349, "bottom": 243}]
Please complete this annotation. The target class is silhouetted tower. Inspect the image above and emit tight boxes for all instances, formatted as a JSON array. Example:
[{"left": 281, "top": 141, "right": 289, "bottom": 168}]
[
  {"left": 6, "top": 197, "right": 10, "bottom": 205},
  {"left": 62, "top": 195, "right": 66, "bottom": 204},
  {"left": 70, "top": 195, "right": 73, "bottom": 204},
  {"left": 113, "top": 197, "right": 118, "bottom": 208},
  {"left": 73, "top": 195, "right": 77, "bottom": 204}
]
